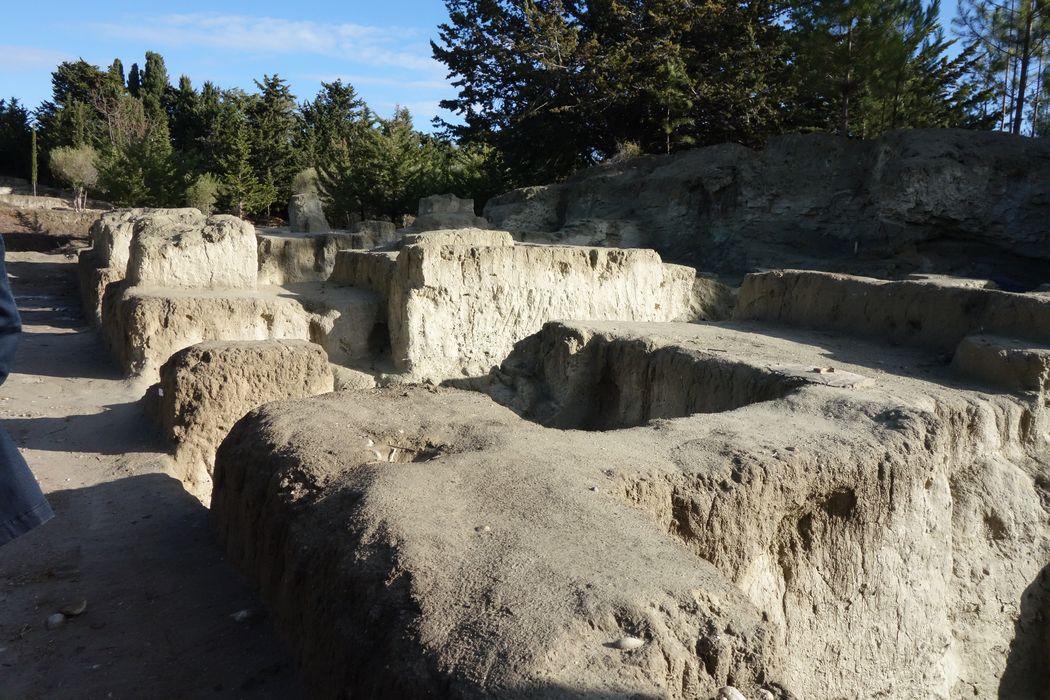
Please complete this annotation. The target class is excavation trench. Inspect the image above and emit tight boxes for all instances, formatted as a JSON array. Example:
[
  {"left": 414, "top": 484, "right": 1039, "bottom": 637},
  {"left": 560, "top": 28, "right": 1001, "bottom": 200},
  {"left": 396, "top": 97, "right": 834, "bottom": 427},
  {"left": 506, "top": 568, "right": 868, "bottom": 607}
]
[{"left": 492, "top": 332, "right": 803, "bottom": 431}]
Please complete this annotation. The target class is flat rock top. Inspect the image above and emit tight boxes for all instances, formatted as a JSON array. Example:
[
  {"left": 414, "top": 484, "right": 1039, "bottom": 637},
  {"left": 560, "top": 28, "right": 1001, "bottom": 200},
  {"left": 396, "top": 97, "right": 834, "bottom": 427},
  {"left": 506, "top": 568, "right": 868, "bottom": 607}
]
[
  {"left": 124, "top": 285, "right": 298, "bottom": 301},
  {"left": 551, "top": 319, "right": 965, "bottom": 395},
  {"left": 256, "top": 228, "right": 352, "bottom": 240}
]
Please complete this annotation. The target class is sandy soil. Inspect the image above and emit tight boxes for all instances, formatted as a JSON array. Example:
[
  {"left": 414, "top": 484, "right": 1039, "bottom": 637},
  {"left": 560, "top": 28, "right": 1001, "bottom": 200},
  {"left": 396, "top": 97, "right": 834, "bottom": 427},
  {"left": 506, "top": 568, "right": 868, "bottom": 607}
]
[{"left": 0, "top": 251, "right": 302, "bottom": 699}]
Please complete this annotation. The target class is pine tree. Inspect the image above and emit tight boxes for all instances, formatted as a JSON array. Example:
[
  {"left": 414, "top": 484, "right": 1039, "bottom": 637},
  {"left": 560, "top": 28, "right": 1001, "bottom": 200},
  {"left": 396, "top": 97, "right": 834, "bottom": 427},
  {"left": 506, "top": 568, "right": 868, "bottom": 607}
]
[
  {"left": 141, "top": 52, "right": 170, "bottom": 104},
  {"left": 169, "top": 75, "right": 203, "bottom": 154},
  {"left": 790, "top": 0, "right": 992, "bottom": 137},
  {"left": 0, "top": 98, "right": 32, "bottom": 179},
  {"left": 247, "top": 74, "right": 299, "bottom": 215},
  {"left": 107, "top": 59, "right": 125, "bottom": 91},
  {"left": 31, "top": 126, "right": 37, "bottom": 195},
  {"left": 955, "top": 0, "right": 1049, "bottom": 135},
  {"left": 213, "top": 94, "right": 270, "bottom": 218},
  {"left": 432, "top": 0, "right": 792, "bottom": 185},
  {"left": 306, "top": 81, "right": 376, "bottom": 225}
]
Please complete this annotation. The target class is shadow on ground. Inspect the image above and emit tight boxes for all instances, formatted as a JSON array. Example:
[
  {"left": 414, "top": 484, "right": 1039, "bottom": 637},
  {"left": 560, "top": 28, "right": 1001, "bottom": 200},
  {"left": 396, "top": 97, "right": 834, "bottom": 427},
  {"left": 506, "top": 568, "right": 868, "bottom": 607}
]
[
  {"left": 0, "top": 474, "right": 304, "bottom": 700},
  {"left": 4, "top": 400, "right": 159, "bottom": 454}
]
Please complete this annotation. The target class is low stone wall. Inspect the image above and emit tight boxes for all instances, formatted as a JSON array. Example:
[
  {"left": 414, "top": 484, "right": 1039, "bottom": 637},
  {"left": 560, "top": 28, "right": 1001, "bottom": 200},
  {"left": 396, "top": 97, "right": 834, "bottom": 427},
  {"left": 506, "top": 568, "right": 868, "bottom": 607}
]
[{"left": 735, "top": 270, "right": 1050, "bottom": 352}]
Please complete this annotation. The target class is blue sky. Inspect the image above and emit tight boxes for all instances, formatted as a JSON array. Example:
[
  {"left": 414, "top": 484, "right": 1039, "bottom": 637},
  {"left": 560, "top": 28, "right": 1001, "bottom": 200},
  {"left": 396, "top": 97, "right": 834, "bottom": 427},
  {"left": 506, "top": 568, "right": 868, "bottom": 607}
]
[
  {"left": 1, "top": 1, "right": 962, "bottom": 131},
  {"left": 0, "top": 1, "right": 457, "bottom": 129}
]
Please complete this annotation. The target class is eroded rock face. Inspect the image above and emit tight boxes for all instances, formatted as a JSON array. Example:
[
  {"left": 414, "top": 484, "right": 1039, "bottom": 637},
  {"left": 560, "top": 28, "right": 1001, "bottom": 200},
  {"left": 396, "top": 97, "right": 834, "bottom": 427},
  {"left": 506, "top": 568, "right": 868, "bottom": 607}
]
[
  {"left": 393, "top": 236, "right": 700, "bottom": 380},
  {"left": 256, "top": 230, "right": 354, "bottom": 285},
  {"left": 288, "top": 193, "right": 330, "bottom": 233},
  {"left": 153, "top": 340, "right": 333, "bottom": 497},
  {"left": 735, "top": 269, "right": 1050, "bottom": 352},
  {"left": 485, "top": 130, "right": 1050, "bottom": 286},
  {"left": 212, "top": 317, "right": 1050, "bottom": 698},
  {"left": 105, "top": 287, "right": 312, "bottom": 383},
  {"left": 350, "top": 220, "right": 398, "bottom": 249},
  {"left": 212, "top": 386, "right": 786, "bottom": 699},
  {"left": 90, "top": 208, "right": 205, "bottom": 274},
  {"left": 331, "top": 228, "right": 703, "bottom": 380},
  {"left": 126, "top": 214, "right": 257, "bottom": 289},
  {"left": 494, "top": 321, "right": 1050, "bottom": 698}
]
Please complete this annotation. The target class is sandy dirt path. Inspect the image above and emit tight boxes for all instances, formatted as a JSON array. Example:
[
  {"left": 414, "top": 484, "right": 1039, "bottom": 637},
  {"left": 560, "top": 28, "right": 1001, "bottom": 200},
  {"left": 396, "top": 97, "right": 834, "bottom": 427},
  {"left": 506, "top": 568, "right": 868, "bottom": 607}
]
[{"left": 0, "top": 252, "right": 303, "bottom": 699}]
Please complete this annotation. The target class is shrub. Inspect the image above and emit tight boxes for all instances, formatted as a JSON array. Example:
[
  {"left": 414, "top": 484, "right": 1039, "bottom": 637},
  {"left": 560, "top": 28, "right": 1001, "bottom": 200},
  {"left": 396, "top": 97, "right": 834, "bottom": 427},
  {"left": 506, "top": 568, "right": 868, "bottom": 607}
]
[
  {"left": 49, "top": 144, "right": 98, "bottom": 211},
  {"left": 185, "top": 173, "right": 220, "bottom": 214}
]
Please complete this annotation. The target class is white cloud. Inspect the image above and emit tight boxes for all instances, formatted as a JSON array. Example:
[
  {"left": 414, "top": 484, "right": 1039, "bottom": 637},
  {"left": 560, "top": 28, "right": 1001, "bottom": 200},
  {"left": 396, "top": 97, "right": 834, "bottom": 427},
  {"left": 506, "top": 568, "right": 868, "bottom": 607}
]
[
  {"left": 0, "top": 45, "right": 71, "bottom": 71},
  {"left": 90, "top": 13, "right": 443, "bottom": 74}
]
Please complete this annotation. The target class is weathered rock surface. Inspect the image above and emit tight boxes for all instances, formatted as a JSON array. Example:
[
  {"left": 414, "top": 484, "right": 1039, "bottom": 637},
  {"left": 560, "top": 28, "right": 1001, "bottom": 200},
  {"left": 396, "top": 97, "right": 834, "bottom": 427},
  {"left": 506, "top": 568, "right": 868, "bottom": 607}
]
[
  {"left": 291, "top": 285, "right": 385, "bottom": 369},
  {"left": 256, "top": 229, "right": 354, "bottom": 285},
  {"left": 153, "top": 340, "right": 332, "bottom": 497},
  {"left": 952, "top": 334, "right": 1050, "bottom": 394},
  {"left": 76, "top": 248, "right": 124, "bottom": 326},
  {"left": 408, "top": 194, "right": 490, "bottom": 232},
  {"left": 735, "top": 269, "right": 1050, "bottom": 352},
  {"left": 329, "top": 250, "right": 398, "bottom": 296},
  {"left": 288, "top": 193, "right": 330, "bottom": 233},
  {"left": 393, "top": 242, "right": 697, "bottom": 380},
  {"left": 485, "top": 129, "right": 1050, "bottom": 287},
  {"left": 212, "top": 386, "right": 786, "bottom": 700},
  {"left": 213, "top": 318, "right": 1050, "bottom": 698},
  {"left": 126, "top": 214, "right": 257, "bottom": 289},
  {"left": 104, "top": 287, "right": 312, "bottom": 383},
  {"left": 333, "top": 229, "right": 702, "bottom": 380},
  {"left": 350, "top": 220, "right": 398, "bottom": 249},
  {"left": 91, "top": 208, "right": 205, "bottom": 274}
]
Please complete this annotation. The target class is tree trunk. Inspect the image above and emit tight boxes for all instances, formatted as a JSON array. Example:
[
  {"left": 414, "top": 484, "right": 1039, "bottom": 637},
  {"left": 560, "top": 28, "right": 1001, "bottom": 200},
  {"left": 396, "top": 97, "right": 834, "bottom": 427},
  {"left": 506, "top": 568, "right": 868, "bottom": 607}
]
[
  {"left": 1032, "top": 55, "right": 1045, "bottom": 137},
  {"left": 840, "top": 20, "right": 854, "bottom": 137},
  {"left": 1011, "top": 0, "right": 1036, "bottom": 134}
]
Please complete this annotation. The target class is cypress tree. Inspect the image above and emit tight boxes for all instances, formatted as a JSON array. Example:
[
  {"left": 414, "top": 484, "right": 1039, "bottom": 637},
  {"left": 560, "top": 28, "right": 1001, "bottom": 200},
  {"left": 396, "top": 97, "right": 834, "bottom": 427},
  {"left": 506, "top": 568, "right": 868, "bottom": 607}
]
[
  {"left": 31, "top": 126, "right": 37, "bottom": 195},
  {"left": 127, "top": 63, "right": 141, "bottom": 98}
]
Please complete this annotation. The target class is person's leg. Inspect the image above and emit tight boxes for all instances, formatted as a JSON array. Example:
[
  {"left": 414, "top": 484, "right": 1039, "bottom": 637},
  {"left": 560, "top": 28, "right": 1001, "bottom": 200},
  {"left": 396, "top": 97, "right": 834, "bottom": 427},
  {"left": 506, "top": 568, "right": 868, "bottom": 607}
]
[{"left": 0, "top": 409, "right": 53, "bottom": 546}]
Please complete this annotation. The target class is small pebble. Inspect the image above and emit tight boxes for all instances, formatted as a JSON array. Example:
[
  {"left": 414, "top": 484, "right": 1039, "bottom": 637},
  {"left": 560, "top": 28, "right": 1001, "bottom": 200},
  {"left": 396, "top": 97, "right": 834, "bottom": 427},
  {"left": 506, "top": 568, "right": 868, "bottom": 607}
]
[
  {"left": 46, "top": 613, "right": 65, "bottom": 630},
  {"left": 475, "top": 525, "right": 491, "bottom": 534},
  {"left": 610, "top": 636, "right": 645, "bottom": 651},
  {"left": 230, "top": 609, "right": 254, "bottom": 623},
  {"left": 589, "top": 485, "right": 599, "bottom": 492},
  {"left": 61, "top": 600, "right": 88, "bottom": 617},
  {"left": 717, "top": 687, "right": 747, "bottom": 700}
]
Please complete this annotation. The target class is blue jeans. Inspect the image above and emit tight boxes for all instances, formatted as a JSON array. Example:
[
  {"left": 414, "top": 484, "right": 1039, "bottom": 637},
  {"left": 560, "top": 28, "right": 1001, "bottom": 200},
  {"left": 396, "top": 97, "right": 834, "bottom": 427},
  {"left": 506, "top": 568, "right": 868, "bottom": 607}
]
[{"left": 0, "top": 237, "right": 53, "bottom": 546}]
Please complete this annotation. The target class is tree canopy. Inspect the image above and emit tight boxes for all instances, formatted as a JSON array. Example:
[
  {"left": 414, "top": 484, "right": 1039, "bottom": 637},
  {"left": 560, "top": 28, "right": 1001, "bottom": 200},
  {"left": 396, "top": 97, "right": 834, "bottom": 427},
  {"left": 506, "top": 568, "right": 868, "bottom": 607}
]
[{"left": 0, "top": 3, "right": 1045, "bottom": 218}]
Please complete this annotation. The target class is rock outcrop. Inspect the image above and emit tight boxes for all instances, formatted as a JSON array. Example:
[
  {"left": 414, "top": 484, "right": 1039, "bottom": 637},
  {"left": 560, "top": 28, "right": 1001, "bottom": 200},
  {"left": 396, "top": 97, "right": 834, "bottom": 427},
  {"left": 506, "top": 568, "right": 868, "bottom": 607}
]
[
  {"left": 151, "top": 340, "right": 333, "bottom": 497},
  {"left": 407, "top": 194, "right": 490, "bottom": 232},
  {"left": 734, "top": 269, "right": 1050, "bottom": 352},
  {"left": 288, "top": 193, "right": 330, "bottom": 233},
  {"left": 485, "top": 129, "right": 1050, "bottom": 287},
  {"left": 331, "top": 228, "right": 710, "bottom": 380},
  {"left": 256, "top": 229, "right": 354, "bottom": 285},
  {"left": 213, "top": 315, "right": 1050, "bottom": 698},
  {"left": 78, "top": 208, "right": 206, "bottom": 322},
  {"left": 104, "top": 287, "right": 312, "bottom": 383},
  {"left": 212, "top": 386, "right": 787, "bottom": 700},
  {"left": 350, "top": 220, "right": 398, "bottom": 249},
  {"left": 126, "top": 214, "right": 257, "bottom": 289}
]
